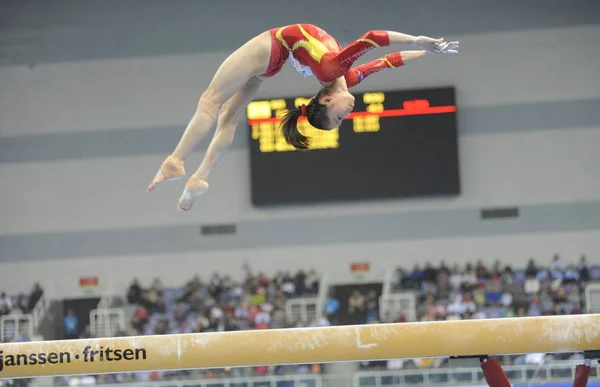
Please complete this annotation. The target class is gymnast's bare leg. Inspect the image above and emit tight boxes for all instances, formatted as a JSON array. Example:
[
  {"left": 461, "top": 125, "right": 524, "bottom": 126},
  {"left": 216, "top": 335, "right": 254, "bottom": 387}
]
[
  {"left": 146, "top": 31, "right": 272, "bottom": 197},
  {"left": 178, "top": 77, "right": 263, "bottom": 211}
]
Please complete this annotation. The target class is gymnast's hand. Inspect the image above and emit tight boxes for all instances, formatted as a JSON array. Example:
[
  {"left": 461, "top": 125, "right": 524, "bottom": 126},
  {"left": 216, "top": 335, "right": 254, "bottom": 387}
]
[
  {"left": 412, "top": 36, "right": 458, "bottom": 54},
  {"left": 412, "top": 36, "right": 444, "bottom": 52},
  {"left": 427, "top": 40, "right": 459, "bottom": 55}
]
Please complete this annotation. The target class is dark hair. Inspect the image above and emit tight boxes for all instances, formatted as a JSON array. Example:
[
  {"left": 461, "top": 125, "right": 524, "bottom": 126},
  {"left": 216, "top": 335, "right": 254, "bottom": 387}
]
[{"left": 280, "top": 89, "right": 329, "bottom": 150}]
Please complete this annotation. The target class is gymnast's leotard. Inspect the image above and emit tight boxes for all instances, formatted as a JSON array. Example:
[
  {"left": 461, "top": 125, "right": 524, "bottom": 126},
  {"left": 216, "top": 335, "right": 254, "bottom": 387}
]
[{"left": 263, "top": 24, "right": 404, "bottom": 87}]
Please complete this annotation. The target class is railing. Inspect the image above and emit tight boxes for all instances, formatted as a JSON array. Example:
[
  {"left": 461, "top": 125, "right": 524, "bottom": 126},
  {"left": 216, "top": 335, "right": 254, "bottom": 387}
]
[
  {"left": 32, "top": 293, "right": 49, "bottom": 328},
  {"left": 379, "top": 291, "right": 417, "bottom": 322},
  {"left": 24, "top": 362, "right": 598, "bottom": 387},
  {"left": 585, "top": 282, "right": 600, "bottom": 313},
  {"left": 382, "top": 267, "right": 395, "bottom": 296},
  {"left": 35, "top": 374, "right": 323, "bottom": 387},
  {"left": 353, "top": 361, "right": 599, "bottom": 387},
  {"left": 316, "top": 272, "right": 329, "bottom": 318},
  {"left": 90, "top": 308, "right": 125, "bottom": 338},
  {"left": 284, "top": 274, "right": 326, "bottom": 325},
  {"left": 285, "top": 297, "right": 319, "bottom": 324},
  {"left": 0, "top": 314, "right": 33, "bottom": 342},
  {"left": 98, "top": 294, "right": 123, "bottom": 310}
]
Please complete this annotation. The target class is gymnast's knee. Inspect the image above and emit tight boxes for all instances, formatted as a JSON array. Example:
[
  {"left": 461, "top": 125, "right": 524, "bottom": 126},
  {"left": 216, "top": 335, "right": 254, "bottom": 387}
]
[
  {"left": 219, "top": 101, "right": 242, "bottom": 124},
  {"left": 214, "top": 127, "right": 235, "bottom": 149},
  {"left": 197, "top": 93, "right": 222, "bottom": 120},
  {"left": 214, "top": 113, "right": 237, "bottom": 148}
]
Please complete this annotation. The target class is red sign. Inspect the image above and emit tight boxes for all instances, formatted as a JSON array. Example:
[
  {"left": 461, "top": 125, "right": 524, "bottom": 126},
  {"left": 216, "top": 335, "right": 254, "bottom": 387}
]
[
  {"left": 79, "top": 276, "right": 99, "bottom": 288},
  {"left": 350, "top": 262, "right": 370, "bottom": 273}
]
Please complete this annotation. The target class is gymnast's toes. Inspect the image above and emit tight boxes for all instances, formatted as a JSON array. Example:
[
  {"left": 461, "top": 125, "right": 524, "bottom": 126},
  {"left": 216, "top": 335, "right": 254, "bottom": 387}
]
[
  {"left": 177, "top": 177, "right": 209, "bottom": 212},
  {"left": 147, "top": 155, "right": 186, "bottom": 192}
]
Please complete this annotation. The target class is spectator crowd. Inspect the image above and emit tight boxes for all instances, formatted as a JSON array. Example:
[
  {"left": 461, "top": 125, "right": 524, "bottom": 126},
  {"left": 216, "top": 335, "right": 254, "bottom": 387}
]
[
  {"left": 396, "top": 254, "right": 591, "bottom": 322},
  {"left": 0, "top": 283, "right": 44, "bottom": 320},
  {"left": 90, "top": 267, "right": 324, "bottom": 384},
  {"left": 357, "top": 254, "right": 595, "bottom": 373},
  {"left": 0, "top": 283, "right": 44, "bottom": 343}
]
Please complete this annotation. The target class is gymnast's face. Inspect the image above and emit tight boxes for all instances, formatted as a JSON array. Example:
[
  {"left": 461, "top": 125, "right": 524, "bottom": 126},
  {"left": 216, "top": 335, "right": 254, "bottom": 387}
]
[{"left": 319, "top": 91, "right": 355, "bottom": 130}]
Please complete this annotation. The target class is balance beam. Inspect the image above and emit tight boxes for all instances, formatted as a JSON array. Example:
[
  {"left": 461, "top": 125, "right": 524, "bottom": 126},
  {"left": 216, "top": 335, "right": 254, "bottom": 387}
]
[{"left": 0, "top": 314, "right": 598, "bottom": 379}]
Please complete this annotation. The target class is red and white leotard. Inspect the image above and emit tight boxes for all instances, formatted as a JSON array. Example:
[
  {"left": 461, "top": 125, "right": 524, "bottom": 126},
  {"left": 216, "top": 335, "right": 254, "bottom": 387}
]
[{"left": 263, "top": 24, "right": 404, "bottom": 88}]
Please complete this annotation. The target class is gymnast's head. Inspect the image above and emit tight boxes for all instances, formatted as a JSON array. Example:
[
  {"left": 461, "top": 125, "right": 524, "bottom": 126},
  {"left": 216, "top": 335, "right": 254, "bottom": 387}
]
[{"left": 280, "top": 87, "right": 355, "bottom": 150}]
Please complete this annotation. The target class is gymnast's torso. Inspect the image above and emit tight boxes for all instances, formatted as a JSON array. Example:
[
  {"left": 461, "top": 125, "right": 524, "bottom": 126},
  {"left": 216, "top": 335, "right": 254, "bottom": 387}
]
[
  {"left": 264, "top": 24, "right": 342, "bottom": 79},
  {"left": 263, "top": 23, "right": 391, "bottom": 84}
]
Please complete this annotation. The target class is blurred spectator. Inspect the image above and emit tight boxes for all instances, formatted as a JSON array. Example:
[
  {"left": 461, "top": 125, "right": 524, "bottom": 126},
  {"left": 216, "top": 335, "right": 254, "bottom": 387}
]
[
  {"left": 406, "top": 264, "right": 424, "bottom": 289},
  {"left": 461, "top": 264, "right": 477, "bottom": 291},
  {"left": 31, "top": 328, "right": 44, "bottom": 342},
  {"left": 1, "top": 292, "right": 13, "bottom": 314},
  {"left": 127, "top": 279, "right": 143, "bottom": 304},
  {"left": 64, "top": 309, "right": 79, "bottom": 339},
  {"left": 485, "top": 274, "right": 503, "bottom": 304},
  {"left": 323, "top": 292, "right": 340, "bottom": 324},
  {"left": 449, "top": 264, "right": 462, "bottom": 290},
  {"left": 28, "top": 283, "right": 44, "bottom": 311},
  {"left": 524, "top": 274, "right": 541, "bottom": 295},
  {"left": 500, "top": 289, "right": 513, "bottom": 307},
  {"left": 348, "top": 290, "right": 365, "bottom": 315},
  {"left": 294, "top": 270, "right": 307, "bottom": 295},
  {"left": 525, "top": 258, "right": 538, "bottom": 277},
  {"left": 306, "top": 269, "right": 320, "bottom": 294},
  {"left": 17, "top": 327, "right": 30, "bottom": 342},
  {"left": 365, "top": 290, "right": 379, "bottom": 322},
  {"left": 578, "top": 255, "right": 590, "bottom": 281},
  {"left": 563, "top": 265, "right": 580, "bottom": 284},
  {"left": 423, "top": 262, "right": 438, "bottom": 293},
  {"left": 79, "top": 325, "right": 93, "bottom": 339},
  {"left": 475, "top": 259, "right": 489, "bottom": 279},
  {"left": 550, "top": 254, "right": 565, "bottom": 273}
]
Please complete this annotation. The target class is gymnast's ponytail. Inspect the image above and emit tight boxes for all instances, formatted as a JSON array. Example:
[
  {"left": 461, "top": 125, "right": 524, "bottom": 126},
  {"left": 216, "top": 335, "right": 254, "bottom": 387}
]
[
  {"left": 280, "top": 89, "right": 329, "bottom": 150},
  {"left": 280, "top": 105, "right": 310, "bottom": 150}
]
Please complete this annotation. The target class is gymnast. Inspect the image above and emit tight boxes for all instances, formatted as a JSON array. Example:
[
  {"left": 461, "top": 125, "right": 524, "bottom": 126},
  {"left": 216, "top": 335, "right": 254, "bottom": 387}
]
[{"left": 147, "top": 23, "right": 459, "bottom": 211}]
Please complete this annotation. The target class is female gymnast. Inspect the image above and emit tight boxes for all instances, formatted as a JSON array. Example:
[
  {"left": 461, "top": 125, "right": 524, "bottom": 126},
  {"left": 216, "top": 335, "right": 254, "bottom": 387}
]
[{"left": 147, "top": 23, "right": 459, "bottom": 211}]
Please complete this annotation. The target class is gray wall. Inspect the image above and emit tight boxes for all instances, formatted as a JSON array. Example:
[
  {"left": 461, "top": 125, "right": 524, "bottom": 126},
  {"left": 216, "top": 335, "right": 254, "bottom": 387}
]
[
  {"left": 0, "top": 0, "right": 599, "bottom": 293},
  {"left": 1, "top": 0, "right": 599, "bottom": 66}
]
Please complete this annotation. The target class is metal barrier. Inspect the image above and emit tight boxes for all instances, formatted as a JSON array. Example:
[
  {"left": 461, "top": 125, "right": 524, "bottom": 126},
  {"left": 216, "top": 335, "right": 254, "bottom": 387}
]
[
  {"left": 353, "top": 361, "right": 599, "bottom": 387},
  {"left": 24, "top": 361, "right": 597, "bottom": 387},
  {"left": 0, "top": 313, "right": 33, "bottom": 342},
  {"left": 32, "top": 373, "right": 323, "bottom": 387},
  {"left": 316, "top": 272, "right": 329, "bottom": 319},
  {"left": 31, "top": 293, "right": 48, "bottom": 328},
  {"left": 98, "top": 294, "right": 123, "bottom": 310},
  {"left": 285, "top": 297, "right": 319, "bottom": 324},
  {"left": 379, "top": 292, "right": 417, "bottom": 322},
  {"left": 585, "top": 282, "right": 600, "bottom": 313},
  {"left": 89, "top": 308, "right": 125, "bottom": 338}
]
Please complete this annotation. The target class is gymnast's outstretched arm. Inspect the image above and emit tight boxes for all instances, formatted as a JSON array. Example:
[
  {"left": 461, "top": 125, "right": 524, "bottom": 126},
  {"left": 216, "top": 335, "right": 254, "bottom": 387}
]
[
  {"left": 317, "top": 31, "right": 457, "bottom": 82},
  {"left": 344, "top": 45, "right": 458, "bottom": 88},
  {"left": 337, "top": 30, "right": 446, "bottom": 64}
]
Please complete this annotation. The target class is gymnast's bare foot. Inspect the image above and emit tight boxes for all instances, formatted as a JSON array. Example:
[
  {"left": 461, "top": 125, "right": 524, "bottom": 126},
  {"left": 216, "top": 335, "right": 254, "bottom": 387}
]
[
  {"left": 177, "top": 176, "right": 209, "bottom": 212},
  {"left": 147, "top": 155, "right": 186, "bottom": 192}
]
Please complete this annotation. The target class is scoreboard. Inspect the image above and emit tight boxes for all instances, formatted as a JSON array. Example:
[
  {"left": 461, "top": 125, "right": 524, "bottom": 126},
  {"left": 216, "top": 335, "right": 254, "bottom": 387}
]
[{"left": 246, "top": 86, "right": 460, "bottom": 207}]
